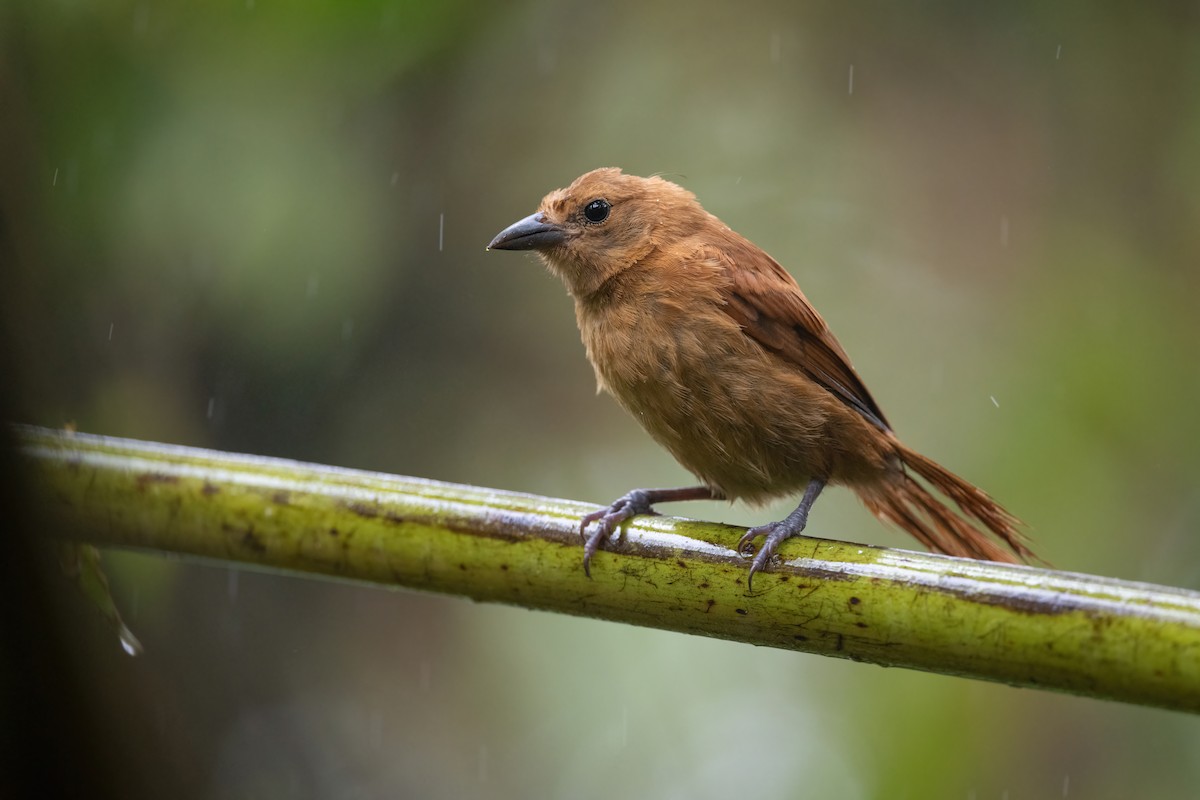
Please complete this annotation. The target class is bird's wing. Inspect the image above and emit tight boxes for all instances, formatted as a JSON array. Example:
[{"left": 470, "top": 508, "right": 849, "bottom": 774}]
[{"left": 703, "top": 241, "right": 891, "bottom": 432}]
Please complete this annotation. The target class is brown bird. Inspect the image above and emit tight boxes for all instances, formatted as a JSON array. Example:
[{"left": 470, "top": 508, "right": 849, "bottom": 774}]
[{"left": 487, "top": 168, "right": 1033, "bottom": 586}]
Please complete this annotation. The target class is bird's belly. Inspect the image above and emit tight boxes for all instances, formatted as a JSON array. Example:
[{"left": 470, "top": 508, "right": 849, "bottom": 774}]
[{"left": 593, "top": 325, "right": 884, "bottom": 502}]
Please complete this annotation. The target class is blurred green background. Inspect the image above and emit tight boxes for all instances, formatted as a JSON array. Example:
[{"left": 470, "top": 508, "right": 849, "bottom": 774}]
[{"left": 4, "top": 1, "right": 1200, "bottom": 797}]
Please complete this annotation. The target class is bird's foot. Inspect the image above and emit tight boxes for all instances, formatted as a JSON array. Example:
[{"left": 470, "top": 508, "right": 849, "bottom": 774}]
[
  {"left": 578, "top": 486, "right": 717, "bottom": 577},
  {"left": 579, "top": 489, "right": 660, "bottom": 577},
  {"left": 737, "top": 522, "right": 798, "bottom": 591},
  {"left": 736, "top": 478, "right": 826, "bottom": 591}
]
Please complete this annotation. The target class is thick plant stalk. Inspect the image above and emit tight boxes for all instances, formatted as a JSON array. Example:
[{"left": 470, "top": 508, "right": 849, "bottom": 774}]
[{"left": 15, "top": 425, "right": 1200, "bottom": 713}]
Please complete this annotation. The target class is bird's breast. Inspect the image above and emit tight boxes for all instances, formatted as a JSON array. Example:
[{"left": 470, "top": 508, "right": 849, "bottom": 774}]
[{"left": 576, "top": 293, "right": 868, "bottom": 501}]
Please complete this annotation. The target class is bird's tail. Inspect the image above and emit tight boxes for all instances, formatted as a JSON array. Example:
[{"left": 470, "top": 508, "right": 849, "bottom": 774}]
[{"left": 856, "top": 444, "right": 1035, "bottom": 563}]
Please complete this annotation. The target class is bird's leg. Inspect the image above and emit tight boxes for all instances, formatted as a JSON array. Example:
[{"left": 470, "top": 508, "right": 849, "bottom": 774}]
[
  {"left": 580, "top": 485, "right": 720, "bottom": 577},
  {"left": 737, "top": 478, "right": 827, "bottom": 590}
]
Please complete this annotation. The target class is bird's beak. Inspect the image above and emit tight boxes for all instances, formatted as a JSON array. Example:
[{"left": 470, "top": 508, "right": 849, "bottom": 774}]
[{"left": 487, "top": 212, "right": 566, "bottom": 251}]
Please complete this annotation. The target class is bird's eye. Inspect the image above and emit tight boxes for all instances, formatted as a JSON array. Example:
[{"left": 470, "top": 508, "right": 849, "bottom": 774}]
[{"left": 583, "top": 199, "right": 610, "bottom": 223}]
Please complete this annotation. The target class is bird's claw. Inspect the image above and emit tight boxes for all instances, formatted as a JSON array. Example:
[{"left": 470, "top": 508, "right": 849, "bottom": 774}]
[
  {"left": 738, "top": 522, "right": 789, "bottom": 592},
  {"left": 579, "top": 490, "right": 659, "bottom": 577}
]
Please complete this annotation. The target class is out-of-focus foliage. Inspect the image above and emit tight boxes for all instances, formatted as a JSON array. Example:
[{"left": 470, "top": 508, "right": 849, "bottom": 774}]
[{"left": 3, "top": 1, "right": 1199, "bottom": 797}]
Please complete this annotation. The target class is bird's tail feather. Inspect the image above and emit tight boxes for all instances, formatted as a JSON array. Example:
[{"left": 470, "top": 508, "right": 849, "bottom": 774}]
[{"left": 856, "top": 444, "right": 1034, "bottom": 563}]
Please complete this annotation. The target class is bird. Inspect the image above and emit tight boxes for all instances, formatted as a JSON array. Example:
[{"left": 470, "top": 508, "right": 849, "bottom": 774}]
[{"left": 487, "top": 168, "right": 1034, "bottom": 587}]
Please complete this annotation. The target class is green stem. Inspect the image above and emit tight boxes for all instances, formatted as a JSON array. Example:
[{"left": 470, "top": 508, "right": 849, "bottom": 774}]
[{"left": 16, "top": 424, "right": 1200, "bottom": 713}]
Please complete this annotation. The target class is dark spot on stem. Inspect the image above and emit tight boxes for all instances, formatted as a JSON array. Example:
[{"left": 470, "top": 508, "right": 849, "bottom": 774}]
[
  {"left": 345, "top": 502, "right": 379, "bottom": 519},
  {"left": 136, "top": 472, "right": 180, "bottom": 489},
  {"left": 939, "top": 586, "right": 1081, "bottom": 616},
  {"left": 440, "top": 511, "right": 533, "bottom": 543},
  {"left": 735, "top": 608, "right": 748, "bottom": 616},
  {"left": 791, "top": 564, "right": 854, "bottom": 582},
  {"left": 271, "top": 490, "right": 290, "bottom": 505},
  {"left": 202, "top": 482, "right": 220, "bottom": 496},
  {"left": 241, "top": 529, "right": 266, "bottom": 554}
]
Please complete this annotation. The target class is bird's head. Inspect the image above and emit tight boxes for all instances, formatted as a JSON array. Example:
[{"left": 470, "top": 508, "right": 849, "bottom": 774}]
[{"left": 487, "top": 168, "right": 706, "bottom": 297}]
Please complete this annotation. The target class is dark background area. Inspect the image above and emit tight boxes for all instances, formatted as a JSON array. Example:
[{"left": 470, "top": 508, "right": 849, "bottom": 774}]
[{"left": 3, "top": 2, "right": 1199, "bottom": 797}]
